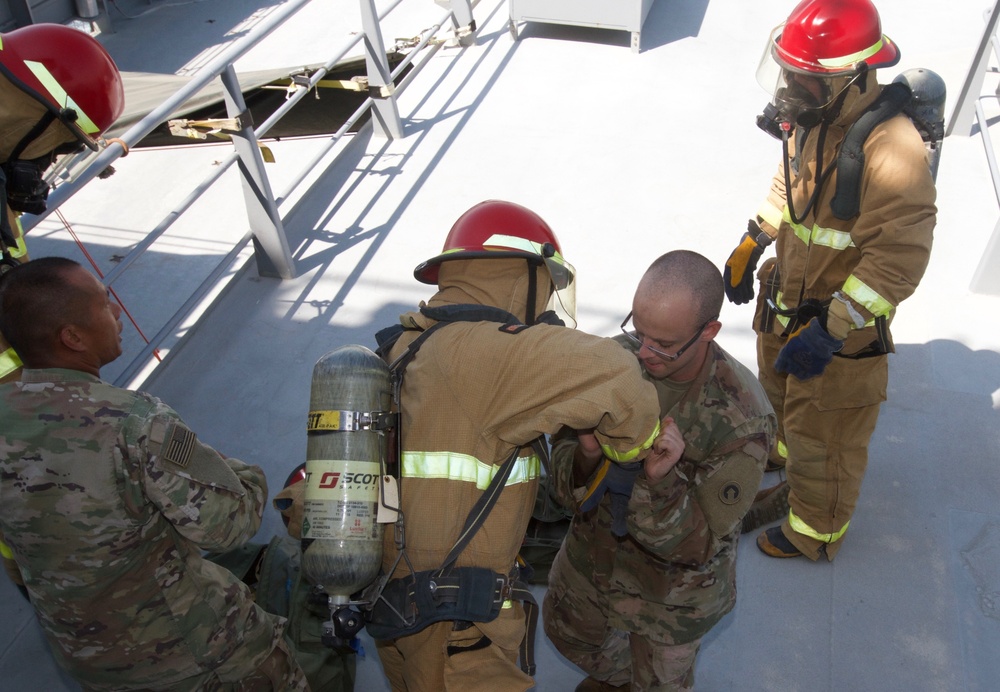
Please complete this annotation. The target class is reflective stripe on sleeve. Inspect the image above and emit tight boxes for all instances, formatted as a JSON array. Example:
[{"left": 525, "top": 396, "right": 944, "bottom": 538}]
[
  {"left": 0, "top": 539, "right": 13, "bottom": 559},
  {"left": 601, "top": 421, "right": 661, "bottom": 463},
  {"left": 401, "top": 451, "right": 540, "bottom": 489},
  {"left": 0, "top": 346, "right": 22, "bottom": 379},
  {"left": 842, "top": 275, "right": 893, "bottom": 319},
  {"left": 757, "top": 201, "right": 783, "bottom": 232},
  {"left": 4, "top": 216, "right": 28, "bottom": 259},
  {"left": 788, "top": 508, "right": 850, "bottom": 544}
]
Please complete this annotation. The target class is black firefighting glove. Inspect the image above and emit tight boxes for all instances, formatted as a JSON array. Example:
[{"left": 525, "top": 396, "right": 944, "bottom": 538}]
[
  {"left": 579, "top": 458, "right": 642, "bottom": 537},
  {"left": 774, "top": 318, "right": 843, "bottom": 380},
  {"left": 724, "top": 220, "right": 773, "bottom": 305}
]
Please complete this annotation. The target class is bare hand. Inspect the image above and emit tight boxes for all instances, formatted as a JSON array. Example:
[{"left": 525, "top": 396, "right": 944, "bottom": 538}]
[{"left": 644, "top": 416, "right": 684, "bottom": 481}]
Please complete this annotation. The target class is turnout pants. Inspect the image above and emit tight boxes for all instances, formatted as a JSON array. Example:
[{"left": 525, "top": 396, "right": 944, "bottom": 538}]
[
  {"left": 375, "top": 603, "right": 533, "bottom": 692},
  {"left": 757, "top": 331, "right": 887, "bottom": 560}
]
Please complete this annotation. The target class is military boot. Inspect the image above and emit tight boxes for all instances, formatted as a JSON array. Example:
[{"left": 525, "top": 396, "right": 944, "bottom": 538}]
[
  {"left": 756, "top": 525, "right": 803, "bottom": 558},
  {"left": 741, "top": 481, "right": 789, "bottom": 534},
  {"left": 575, "top": 677, "right": 631, "bottom": 692}
]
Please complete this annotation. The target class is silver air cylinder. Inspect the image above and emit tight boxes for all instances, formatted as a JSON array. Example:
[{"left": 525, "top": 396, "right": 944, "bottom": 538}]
[
  {"left": 301, "top": 345, "right": 389, "bottom": 603},
  {"left": 893, "top": 68, "right": 947, "bottom": 182}
]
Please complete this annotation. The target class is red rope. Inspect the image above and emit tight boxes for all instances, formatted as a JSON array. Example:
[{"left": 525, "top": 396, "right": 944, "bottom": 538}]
[{"left": 54, "top": 209, "right": 161, "bottom": 362}]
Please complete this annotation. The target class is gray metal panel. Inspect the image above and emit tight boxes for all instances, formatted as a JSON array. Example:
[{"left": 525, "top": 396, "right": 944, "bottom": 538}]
[
  {"left": 509, "top": 0, "right": 655, "bottom": 32},
  {"left": 28, "top": 0, "right": 75, "bottom": 24},
  {"left": 0, "top": 10, "right": 17, "bottom": 32},
  {"left": 0, "top": 0, "right": 75, "bottom": 27}
]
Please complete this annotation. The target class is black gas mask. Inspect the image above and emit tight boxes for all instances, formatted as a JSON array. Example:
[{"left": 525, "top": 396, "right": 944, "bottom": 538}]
[{"left": 757, "top": 66, "right": 866, "bottom": 139}]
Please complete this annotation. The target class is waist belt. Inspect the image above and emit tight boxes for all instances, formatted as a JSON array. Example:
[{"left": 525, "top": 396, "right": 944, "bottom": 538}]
[
  {"left": 366, "top": 566, "right": 512, "bottom": 638},
  {"left": 364, "top": 440, "right": 543, "bottom": 674}
]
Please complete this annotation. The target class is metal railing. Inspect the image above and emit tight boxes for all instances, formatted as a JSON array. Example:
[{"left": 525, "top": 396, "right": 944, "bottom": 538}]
[
  {"left": 21, "top": 0, "right": 477, "bottom": 386},
  {"left": 949, "top": 1, "right": 1000, "bottom": 294}
]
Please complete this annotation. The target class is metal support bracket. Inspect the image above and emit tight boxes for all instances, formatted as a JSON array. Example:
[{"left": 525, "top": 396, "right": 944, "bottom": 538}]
[
  {"left": 360, "top": 0, "right": 404, "bottom": 138},
  {"left": 220, "top": 65, "right": 296, "bottom": 279}
]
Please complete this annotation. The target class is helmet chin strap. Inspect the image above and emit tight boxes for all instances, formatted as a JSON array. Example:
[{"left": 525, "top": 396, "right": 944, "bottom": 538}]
[
  {"left": 6, "top": 110, "right": 58, "bottom": 164},
  {"left": 524, "top": 259, "right": 538, "bottom": 324}
]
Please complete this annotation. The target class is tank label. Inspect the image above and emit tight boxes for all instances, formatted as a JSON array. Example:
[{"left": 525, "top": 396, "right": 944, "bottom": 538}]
[{"left": 302, "top": 459, "right": 381, "bottom": 540}]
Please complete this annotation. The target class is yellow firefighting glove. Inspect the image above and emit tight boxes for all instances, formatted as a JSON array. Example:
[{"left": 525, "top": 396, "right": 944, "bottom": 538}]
[{"left": 724, "top": 220, "right": 773, "bottom": 305}]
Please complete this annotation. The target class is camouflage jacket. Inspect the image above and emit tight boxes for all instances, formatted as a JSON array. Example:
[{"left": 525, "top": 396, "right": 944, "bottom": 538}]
[
  {"left": 0, "top": 369, "right": 284, "bottom": 689},
  {"left": 550, "top": 339, "right": 775, "bottom": 643}
]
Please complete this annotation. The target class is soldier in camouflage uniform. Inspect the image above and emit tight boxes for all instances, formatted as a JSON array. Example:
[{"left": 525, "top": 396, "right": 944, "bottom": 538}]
[
  {"left": 0, "top": 257, "right": 308, "bottom": 691},
  {"left": 543, "top": 251, "right": 776, "bottom": 692}
]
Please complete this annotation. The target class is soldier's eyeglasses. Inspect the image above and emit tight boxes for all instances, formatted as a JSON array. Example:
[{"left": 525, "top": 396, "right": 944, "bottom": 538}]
[{"left": 619, "top": 312, "right": 711, "bottom": 362}]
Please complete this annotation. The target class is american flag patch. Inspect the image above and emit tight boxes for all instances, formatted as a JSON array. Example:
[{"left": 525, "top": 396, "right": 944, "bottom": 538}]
[{"left": 163, "top": 426, "right": 197, "bottom": 468}]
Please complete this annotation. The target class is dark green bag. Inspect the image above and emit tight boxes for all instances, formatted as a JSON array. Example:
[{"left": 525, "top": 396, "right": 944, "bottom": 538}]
[{"left": 256, "top": 535, "right": 357, "bottom": 692}]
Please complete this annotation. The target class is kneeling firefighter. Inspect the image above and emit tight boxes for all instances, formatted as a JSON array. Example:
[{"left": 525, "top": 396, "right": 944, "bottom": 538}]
[{"left": 364, "top": 200, "right": 663, "bottom": 691}]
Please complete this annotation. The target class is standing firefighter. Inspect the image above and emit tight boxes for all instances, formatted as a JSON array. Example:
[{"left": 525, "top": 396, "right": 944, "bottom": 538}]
[
  {"left": 0, "top": 23, "right": 125, "bottom": 598},
  {"left": 723, "top": 0, "right": 936, "bottom": 560},
  {"left": 368, "top": 200, "right": 668, "bottom": 691}
]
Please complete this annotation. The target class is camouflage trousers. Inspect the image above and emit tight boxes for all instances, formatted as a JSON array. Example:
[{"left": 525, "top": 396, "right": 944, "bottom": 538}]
[
  {"left": 543, "top": 554, "right": 701, "bottom": 691},
  {"left": 80, "top": 635, "right": 311, "bottom": 692}
]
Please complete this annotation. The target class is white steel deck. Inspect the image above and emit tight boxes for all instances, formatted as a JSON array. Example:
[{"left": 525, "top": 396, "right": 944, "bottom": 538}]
[{"left": 2, "top": 0, "right": 1000, "bottom": 689}]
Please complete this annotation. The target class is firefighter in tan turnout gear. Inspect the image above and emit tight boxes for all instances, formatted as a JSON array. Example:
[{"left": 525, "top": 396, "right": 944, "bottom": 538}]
[
  {"left": 0, "top": 23, "right": 125, "bottom": 597},
  {"left": 368, "top": 200, "right": 669, "bottom": 691},
  {"left": 723, "top": 0, "right": 936, "bottom": 560}
]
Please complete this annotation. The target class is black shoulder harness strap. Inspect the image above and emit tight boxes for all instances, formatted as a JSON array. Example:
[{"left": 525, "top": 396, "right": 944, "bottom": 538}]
[
  {"left": 830, "top": 81, "right": 912, "bottom": 220},
  {"left": 374, "top": 303, "right": 520, "bottom": 361},
  {"left": 367, "top": 304, "right": 541, "bottom": 674}
]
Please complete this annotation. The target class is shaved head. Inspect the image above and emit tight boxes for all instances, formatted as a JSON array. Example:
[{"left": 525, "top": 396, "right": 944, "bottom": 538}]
[
  {"left": 636, "top": 251, "right": 723, "bottom": 328},
  {"left": 0, "top": 257, "right": 105, "bottom": 367}
]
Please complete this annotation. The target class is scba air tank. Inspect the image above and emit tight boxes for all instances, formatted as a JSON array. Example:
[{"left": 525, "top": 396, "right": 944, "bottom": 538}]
[{"left": 301, "top": 344, "right": 390, "bottom": 601}]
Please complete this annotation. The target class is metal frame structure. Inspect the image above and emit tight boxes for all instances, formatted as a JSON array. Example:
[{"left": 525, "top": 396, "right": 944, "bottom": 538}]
[
  {"left": 950, "top": 1, "right": 1000, "bottom": 294},
  {"left": 20, "top": 0, "right": 477, "bottom": 385}
]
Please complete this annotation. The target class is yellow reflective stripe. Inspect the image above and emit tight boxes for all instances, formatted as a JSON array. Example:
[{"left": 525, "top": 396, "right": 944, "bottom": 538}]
[
  {"left": 3, "top": 216, "right": 28, "bottom": 259},
  {"left": 791, "top": 221, "right": 811, "bottom": 246},
  {"left": 501, "top": 599, "right": 513, "bottom": 609},
  {"left": 774, "top": 290, "right": 791, "bottom": 328},
  {"left": 785, "top": 216, "right": 855, "bottom": 251},
  {"left": 810, "top": 226, "right": 854, "bottom": 250},
  {"left": 788, "top": 508, "right": 849, "bottom": 543},
  {"left": 601, "top": 421, "right": 661, "bottom": 463},
  {"left": 401, "top": 451, "right": 540, "bottom": 489},
  {"left": 0, "top": 346, "right": 22, "bottom": 379},
  {"left": 481, "top": 233, "right": 569, "bottom": 269},
  {"left": 842, "top": 275, "right": 892, "bottom": 318},
  {"left": 24, "top": 60, "right": 99, "bottom": 134},
  {"left": 776, "top": 440, "right": 788, "bottom": 461},
  {"left": 0, "top": 539, "right": 12, "bottom": 559},
  {"left": 757, "top": 201, "right": 783, "bottom": 231},
  {"left": 818, "top": 38, "right": 884, "bottom": 69},
  {"left": 9, "top": 231, "right": 27, "bottom": 258}
]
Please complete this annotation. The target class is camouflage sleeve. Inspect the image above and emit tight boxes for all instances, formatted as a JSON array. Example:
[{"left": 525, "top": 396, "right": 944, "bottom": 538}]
[
  {"left": 548, "top": 426, "right": 585, "bottom": 510},
  {"left": 139, "top": 412, "right": 268, "bottom": 551},
  {"left": 627, "top": 426, "right": 769, "bottom": 565}
]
